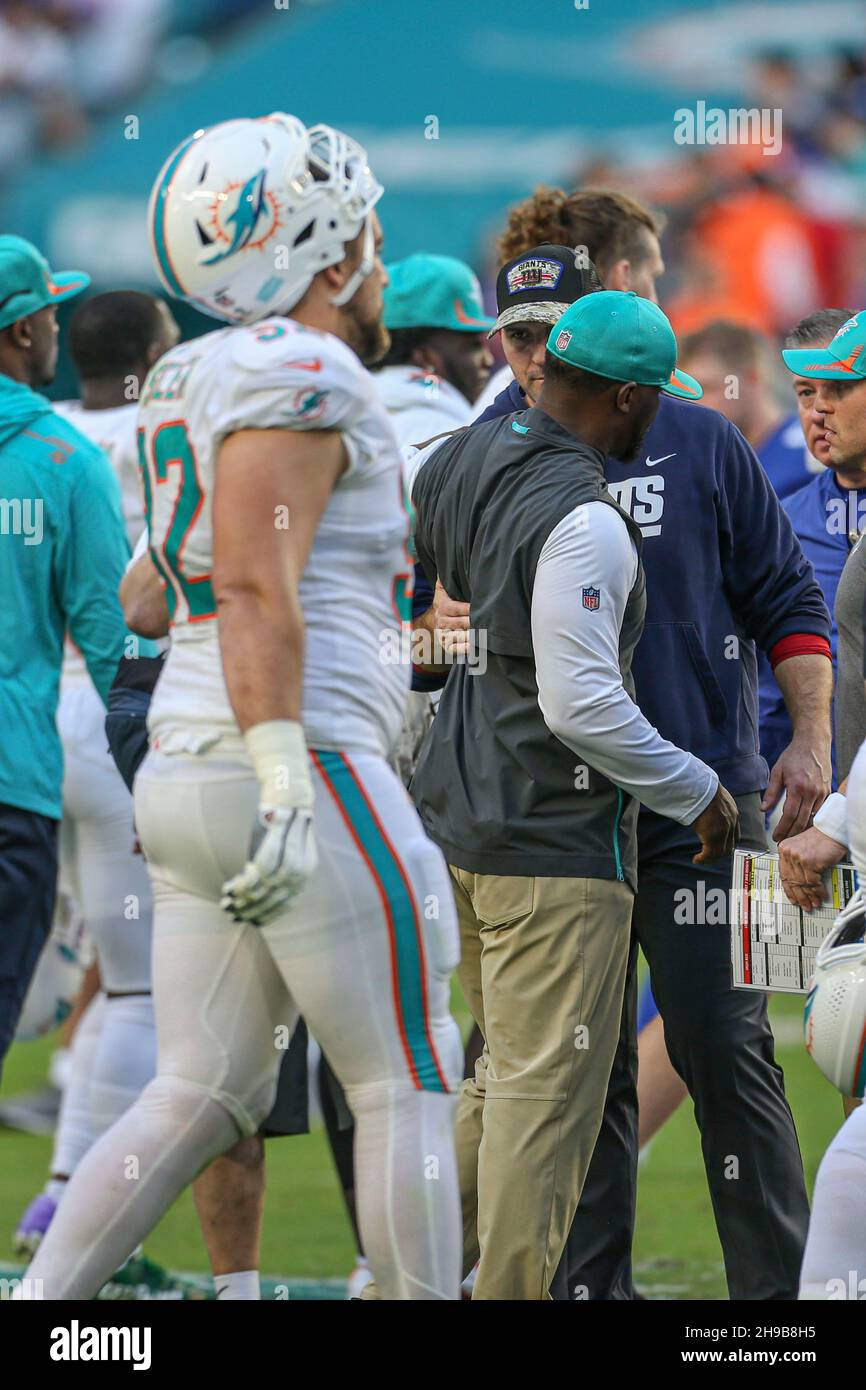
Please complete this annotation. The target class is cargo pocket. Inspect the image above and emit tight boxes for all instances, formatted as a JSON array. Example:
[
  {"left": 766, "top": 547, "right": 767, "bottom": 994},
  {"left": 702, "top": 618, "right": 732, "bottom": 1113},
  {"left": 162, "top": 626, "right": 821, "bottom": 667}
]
[{"left": 472, "top": 874, "right": 534, "bottom": 928}]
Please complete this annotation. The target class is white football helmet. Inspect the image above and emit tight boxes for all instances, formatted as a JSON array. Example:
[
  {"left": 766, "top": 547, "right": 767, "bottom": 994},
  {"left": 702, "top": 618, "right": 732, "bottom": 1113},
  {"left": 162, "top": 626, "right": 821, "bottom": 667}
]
[
  {"left": 804, "top": 888, "right": 866, "bottom": 1098},
  {"left": 147, "top": 112, "right": 383, "bottom": 324}
]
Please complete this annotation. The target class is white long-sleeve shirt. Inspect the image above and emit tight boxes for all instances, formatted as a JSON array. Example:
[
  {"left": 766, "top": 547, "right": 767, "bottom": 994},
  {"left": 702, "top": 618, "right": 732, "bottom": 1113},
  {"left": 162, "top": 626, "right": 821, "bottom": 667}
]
[{"left": 532, "top": 501, "right": 718, "bottom": 825}]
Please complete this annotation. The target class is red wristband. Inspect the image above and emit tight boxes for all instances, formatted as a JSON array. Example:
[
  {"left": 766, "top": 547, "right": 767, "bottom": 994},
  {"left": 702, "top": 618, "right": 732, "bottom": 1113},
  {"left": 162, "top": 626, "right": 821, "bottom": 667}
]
[{"left": 768, "top": 633, "right": 832, "bottom": 670}]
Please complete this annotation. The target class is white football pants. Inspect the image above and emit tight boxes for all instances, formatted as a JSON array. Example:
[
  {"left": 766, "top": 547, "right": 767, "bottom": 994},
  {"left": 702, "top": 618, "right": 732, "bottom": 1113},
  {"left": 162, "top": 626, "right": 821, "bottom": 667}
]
[
  {"left": 799, "top": 737, "right": 866, "bottom": 1298},
  {"left": 24, "top": 744, "right": 463, "bottom": 1300},
  {"left": 53, "top": 674, "right": 157, "bottom": 1167},
  {"left": 58, "top": 674, "right": 153, "bottom": 993}
]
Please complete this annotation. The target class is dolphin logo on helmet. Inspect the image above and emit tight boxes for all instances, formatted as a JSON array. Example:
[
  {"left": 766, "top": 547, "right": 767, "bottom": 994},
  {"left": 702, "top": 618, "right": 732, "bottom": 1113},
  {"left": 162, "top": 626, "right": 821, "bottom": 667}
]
[{"left": 202, "top": 168, "right": 270, "bottom": 265}]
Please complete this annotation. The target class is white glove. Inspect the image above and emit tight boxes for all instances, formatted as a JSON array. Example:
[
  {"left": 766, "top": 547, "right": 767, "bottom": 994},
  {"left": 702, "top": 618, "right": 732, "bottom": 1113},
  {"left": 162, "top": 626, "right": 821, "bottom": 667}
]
[
  {"left": 221, "top": 720, "right": 318, "bottom": 927},
  {"left": 221, "top": 805, "right": 318, "bottom": 926}
]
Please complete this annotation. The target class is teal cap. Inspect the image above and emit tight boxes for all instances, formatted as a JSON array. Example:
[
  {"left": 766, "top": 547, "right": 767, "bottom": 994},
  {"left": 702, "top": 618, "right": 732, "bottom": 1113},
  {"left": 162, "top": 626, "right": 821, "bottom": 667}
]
[
  {"left": 0, "top": 235, "right": 90, "bottom": 332},
  {"left": 383, "top": 253, "right": 495, "bottom": 333},
  {"left": 546, "top": 290, "right": 703, "bottom": 401},
  {"left": 782, "top": 310, "right": 866, "bottom": 380}
]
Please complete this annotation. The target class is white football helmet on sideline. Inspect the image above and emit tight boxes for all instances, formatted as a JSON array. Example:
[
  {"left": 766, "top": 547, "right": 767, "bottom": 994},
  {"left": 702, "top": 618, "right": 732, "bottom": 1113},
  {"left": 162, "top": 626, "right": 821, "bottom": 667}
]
[
  {"left": 147, "top": 113, "right": 383, "bottom": 324},
  {"left": 804, "top": 888, "right": 866, "bottom": 1098}
]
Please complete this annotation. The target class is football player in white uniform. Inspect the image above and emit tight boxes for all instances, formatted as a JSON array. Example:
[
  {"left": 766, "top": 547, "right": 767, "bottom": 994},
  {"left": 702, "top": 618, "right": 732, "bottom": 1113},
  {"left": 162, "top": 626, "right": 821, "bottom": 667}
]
[
  {"left": 15, "top": 294, "right": 179, "bottom": 1257},
  {"left": 21, "top": 113, "right": 462, "bottom": 1301},
  {"left": 797, "top": 738, "right": 866, "bottom": 1298},
  {"left": 372, "top": 253, "right": 494, "bottom": 448}
]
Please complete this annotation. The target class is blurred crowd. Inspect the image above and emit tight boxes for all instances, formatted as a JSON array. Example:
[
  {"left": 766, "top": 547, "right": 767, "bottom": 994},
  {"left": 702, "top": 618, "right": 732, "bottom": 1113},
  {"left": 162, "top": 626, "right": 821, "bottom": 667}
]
[
  {"left": 5, "top": 7, "right": 866, "bottom": 362},
  {"left": 568, "top": 49, "right": 866, "bottom": 346},
  {"left": 0, "top": 0, "right": 260, "bottom": 184}
]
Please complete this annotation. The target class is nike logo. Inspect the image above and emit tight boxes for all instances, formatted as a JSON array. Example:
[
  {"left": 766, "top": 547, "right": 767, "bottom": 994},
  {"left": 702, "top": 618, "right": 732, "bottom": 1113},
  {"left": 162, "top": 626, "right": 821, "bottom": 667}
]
[{"left": 645, "top": 453, "right": 676, "bottom": 467}]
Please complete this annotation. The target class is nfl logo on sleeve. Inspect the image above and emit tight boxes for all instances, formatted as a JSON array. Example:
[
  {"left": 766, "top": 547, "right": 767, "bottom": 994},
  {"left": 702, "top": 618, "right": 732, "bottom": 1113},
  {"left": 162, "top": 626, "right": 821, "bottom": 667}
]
[
  {"left": 582, "top": 586, "right": 600, "bottom": 611},
  {"left": 555, "top": 329, "right": 572, "bottom": 352}
]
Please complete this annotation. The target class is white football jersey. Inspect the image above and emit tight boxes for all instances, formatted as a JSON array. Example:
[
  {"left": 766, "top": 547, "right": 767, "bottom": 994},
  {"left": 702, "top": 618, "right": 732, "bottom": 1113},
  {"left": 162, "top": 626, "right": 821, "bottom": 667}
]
[
  {"left": 54, "top": 400, "right": 144, "bottom": 548},
  {"left": 54, "top": 399, "right": 143, "bottom": 682},
  {"left": 375, "top": 364, "right": 472, "bottom": 448},
  {"left": 138, "top": 317, "right": 413, "bottom": 759}
]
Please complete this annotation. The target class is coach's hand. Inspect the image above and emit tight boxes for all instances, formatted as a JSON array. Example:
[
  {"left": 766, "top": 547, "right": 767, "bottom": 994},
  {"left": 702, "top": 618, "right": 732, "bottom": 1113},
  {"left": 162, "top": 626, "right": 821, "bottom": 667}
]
[
  {"left": 691, "top": 784, "right": 740, "bottom": 864},
  {"left": 432, "top": 580, "right": 470, "bottom": 657},
  {"left": 778, "top": 825, "right": 843, "bottom": 912},
  {"left": 221, "top": 805, "right": 318, "bottom": 926},
  {"left": 763, "top": 734, "right": 832, "bottom": 843}
]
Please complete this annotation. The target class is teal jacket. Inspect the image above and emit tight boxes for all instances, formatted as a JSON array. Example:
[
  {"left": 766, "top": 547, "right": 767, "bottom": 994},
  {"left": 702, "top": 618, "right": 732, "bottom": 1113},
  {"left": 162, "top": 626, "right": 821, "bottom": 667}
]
[{"left": 0, "top": 374, "right": 132, "bottom": 818}]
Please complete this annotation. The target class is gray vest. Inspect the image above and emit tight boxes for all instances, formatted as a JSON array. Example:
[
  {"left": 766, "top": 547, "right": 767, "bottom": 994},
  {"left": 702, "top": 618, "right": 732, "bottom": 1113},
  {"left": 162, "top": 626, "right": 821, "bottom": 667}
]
[{"left": 412, "top": 407, "right": 646, "bottom": 886}]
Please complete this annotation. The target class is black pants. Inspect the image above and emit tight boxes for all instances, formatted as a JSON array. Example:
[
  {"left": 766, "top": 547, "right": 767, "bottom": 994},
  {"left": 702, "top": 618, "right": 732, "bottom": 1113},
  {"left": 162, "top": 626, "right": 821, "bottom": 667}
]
[
  {"left": 556, "top": 793, "right": 810, "bottom": 1301},
  {"left": 0, "top": 802, "right": 58, "bottom": 1075}
]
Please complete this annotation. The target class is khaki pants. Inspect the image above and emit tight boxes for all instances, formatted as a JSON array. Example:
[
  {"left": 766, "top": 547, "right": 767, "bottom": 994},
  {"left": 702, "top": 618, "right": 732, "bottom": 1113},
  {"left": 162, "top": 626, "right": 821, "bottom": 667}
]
[{"left": 451, "top": 867, "right": 633, "bottom": 1300}]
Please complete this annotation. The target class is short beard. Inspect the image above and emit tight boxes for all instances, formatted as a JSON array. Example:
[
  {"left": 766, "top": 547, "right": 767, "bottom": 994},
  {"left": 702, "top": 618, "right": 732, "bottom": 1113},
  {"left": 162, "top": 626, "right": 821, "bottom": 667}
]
[
  {"left": 618, "top": 430, "right": 646, "bottom": 464},
  {"left": 829, "top": 446, "right": 866, "bottom": 473},
  {"left": 348, "top": 313, "right": 390, "bottom": 367},
  {"left": 33, "top": 358, "right": 55, "bottom": 389}
]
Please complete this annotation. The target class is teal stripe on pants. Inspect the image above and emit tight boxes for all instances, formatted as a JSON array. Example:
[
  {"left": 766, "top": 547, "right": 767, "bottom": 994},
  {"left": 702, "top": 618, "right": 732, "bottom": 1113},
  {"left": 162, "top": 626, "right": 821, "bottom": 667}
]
[{"left": 315, "top": 751, "right": 446, "bottom": 1092}]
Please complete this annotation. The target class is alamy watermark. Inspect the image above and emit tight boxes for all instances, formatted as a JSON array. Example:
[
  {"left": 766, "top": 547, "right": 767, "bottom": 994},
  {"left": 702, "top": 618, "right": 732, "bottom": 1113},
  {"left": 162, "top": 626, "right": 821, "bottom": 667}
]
[
  {"left": 379, "top": 624, "right": 488, "bottom": 674},
  {"left": 0, "top": 497, "right": 43, "bottom": 545},
  {"left": 674, "top": 101, "right": 782, "bottom": 158}
]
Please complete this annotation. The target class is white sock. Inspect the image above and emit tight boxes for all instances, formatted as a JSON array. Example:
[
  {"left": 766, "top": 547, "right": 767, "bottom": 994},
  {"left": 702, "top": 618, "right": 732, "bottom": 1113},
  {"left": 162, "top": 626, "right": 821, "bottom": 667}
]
[
  {"left": 45, "top": 1178, "right": 67, "bottom": 1205},
  {"left": 49, "top": 992, "right": 105, "bottom": 1179},
  {"left": 89, "top": 994, "right": 156, "bottom": 1136},
  {"left": 214, "top": 1270, "right": 260, "bottom": 1300}
]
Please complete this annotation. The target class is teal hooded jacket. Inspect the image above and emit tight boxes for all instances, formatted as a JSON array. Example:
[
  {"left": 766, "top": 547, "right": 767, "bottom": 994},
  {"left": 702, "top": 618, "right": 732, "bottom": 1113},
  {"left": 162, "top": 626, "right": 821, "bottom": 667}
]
[{"left": 0, "top": 373, "right": 132, "bottom": 818}]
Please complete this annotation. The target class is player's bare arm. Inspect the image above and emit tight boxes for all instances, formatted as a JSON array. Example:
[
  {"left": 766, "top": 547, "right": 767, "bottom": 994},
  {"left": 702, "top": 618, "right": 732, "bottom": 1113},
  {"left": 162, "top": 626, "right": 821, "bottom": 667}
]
[
  {"left": 213, "top": 425, "right": 347, "bottom": 926},
  {"left": 213, "top": 426, "right": 347, "bottom": 730},
  {"left": 119, "top": 551, "right": 170, "bottom": 639}
]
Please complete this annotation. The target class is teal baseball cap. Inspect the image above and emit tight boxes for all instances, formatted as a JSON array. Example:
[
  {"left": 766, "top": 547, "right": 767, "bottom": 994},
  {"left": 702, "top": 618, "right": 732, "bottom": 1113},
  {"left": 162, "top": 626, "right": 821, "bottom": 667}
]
[
  {"left": 383, "top": 253, "right": 495, "bottom": 334},
  {"left": 0, "top": 235, "right": 90, "bottom": 333},
  {"left": 547, "top": 290, "right": 703, "bottom": 401},
  {"left": 782, "top": 310, "right": 866, "bottom": 380}
]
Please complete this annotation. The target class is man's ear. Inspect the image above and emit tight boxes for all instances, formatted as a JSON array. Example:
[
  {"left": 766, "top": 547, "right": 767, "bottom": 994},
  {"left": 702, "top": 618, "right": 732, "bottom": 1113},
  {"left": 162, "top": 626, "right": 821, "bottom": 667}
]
[
  {"left": 616, "top": 380, "right": 637, "bottom": 412},
  {"left": 320, "top": 256, "right": 349, "bottom": 299},
  {"left": 604, "top": 259, "right": 630, "bottom": 292},
  {"left": 10, "top": 316, "right": 33, "bottom": 350},
  {"left": 409, "top": 341, "right": 441, "bottom": 376}
]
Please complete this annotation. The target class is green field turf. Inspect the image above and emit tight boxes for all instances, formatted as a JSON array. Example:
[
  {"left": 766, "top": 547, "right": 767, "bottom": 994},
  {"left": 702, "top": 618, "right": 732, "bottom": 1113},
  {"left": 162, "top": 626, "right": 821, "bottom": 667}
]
[{"left": 0, "top": 991, "right": 845, "bottom": 1300}]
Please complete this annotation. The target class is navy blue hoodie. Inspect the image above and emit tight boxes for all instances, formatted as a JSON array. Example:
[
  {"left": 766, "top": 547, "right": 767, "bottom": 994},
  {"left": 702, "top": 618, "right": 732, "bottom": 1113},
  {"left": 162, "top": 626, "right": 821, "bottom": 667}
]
[{"left": 418, "top": 381, "right": 830, "bottom": 796}]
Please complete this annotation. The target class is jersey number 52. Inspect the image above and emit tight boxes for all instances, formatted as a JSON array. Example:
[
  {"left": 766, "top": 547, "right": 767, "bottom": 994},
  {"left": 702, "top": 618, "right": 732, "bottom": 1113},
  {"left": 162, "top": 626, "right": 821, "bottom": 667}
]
[{"left": 137, "top": 421, "right": 216, "bottom": 623}]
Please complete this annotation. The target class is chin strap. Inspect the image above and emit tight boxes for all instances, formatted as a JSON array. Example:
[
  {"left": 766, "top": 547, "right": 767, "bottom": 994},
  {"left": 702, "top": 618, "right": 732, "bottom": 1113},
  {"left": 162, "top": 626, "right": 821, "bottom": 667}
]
[{"left": 330, "top": 217, "right": 375, "bottom": 307}]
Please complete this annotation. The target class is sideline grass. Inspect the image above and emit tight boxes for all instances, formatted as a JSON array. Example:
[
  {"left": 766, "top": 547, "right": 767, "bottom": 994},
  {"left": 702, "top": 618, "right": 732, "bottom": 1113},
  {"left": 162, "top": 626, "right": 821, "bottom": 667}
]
[{"left": 0, "top": 994, "right": 843, "bottom": 1299}]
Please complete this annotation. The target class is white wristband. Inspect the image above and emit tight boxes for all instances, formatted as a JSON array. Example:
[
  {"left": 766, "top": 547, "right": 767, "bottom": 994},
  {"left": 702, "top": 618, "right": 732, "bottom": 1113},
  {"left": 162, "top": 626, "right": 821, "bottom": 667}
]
[
  {"left": 812, "top": 792, "right": 849, "bottom": 849},
  {"left": 243, "top": 720, "right": 314, "bottom": 810}
]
